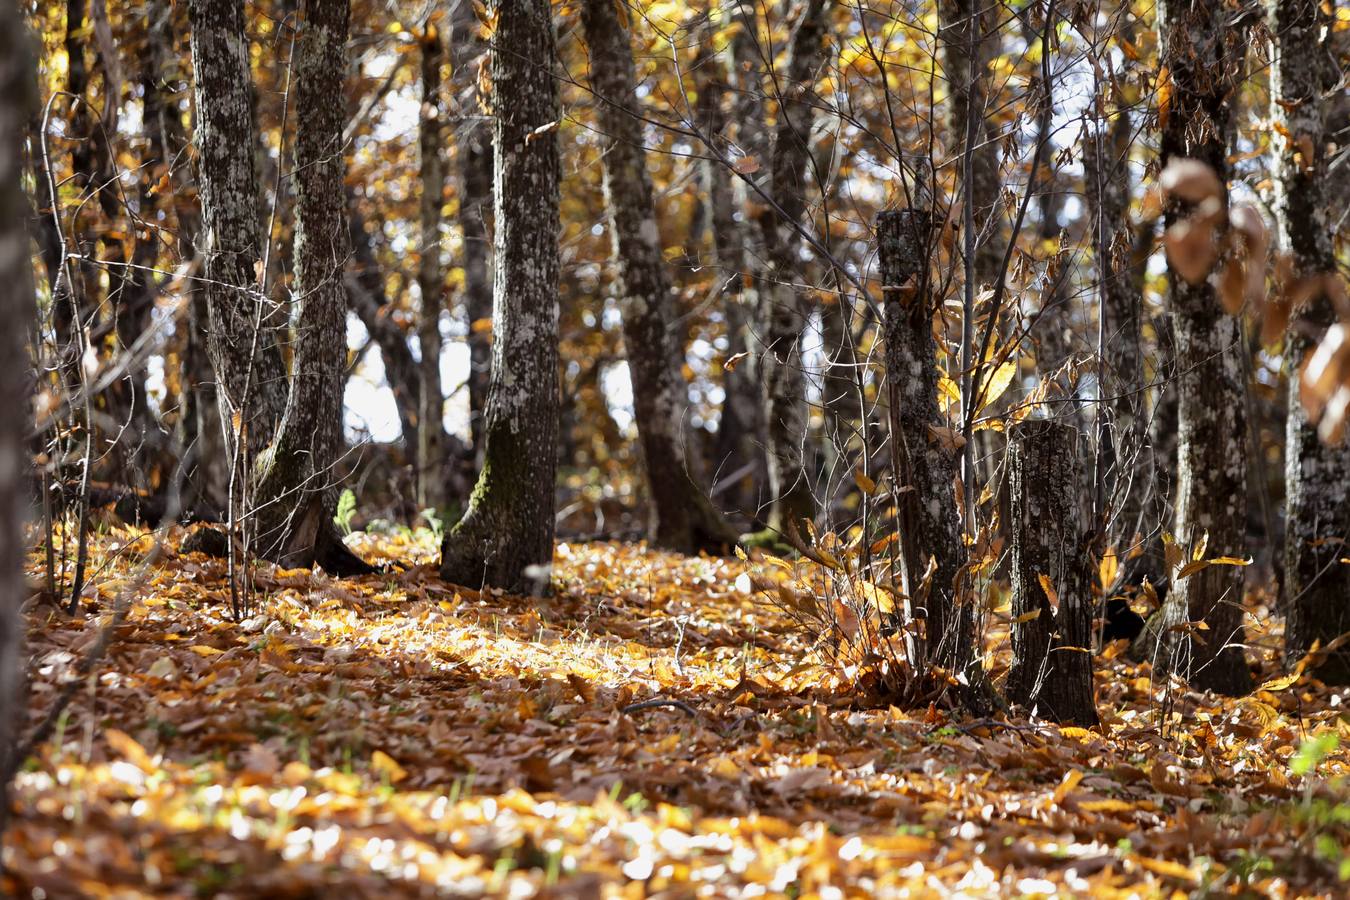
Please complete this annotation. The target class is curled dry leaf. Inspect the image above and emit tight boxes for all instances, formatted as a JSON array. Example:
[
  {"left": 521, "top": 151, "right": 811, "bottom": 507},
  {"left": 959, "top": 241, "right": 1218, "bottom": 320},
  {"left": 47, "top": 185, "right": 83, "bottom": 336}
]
[
  {"left": 1301, "top": 323, "right": 1349, "bottom": 421},
  {"left": 1163, "top": 219, "right": 1219, "bottom": 285},
  {"left": 1159, "top": 158, "right": 1222, "bottom": 204}
]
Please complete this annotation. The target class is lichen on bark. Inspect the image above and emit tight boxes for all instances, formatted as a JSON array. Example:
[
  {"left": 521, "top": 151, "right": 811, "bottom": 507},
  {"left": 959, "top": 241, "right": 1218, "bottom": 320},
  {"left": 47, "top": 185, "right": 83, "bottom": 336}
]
[
  {"left": 440, "top": 0, "right": 560, "bottom": 596},
  {"left": 1269, "top": 0, "right": 1350, "bottom": 683},
  {"left": 878, "top": 210, "right": 975, "bottom": 680},
  {"left": 1135, "top": 0, "right": 1252, "bottom": 695}
]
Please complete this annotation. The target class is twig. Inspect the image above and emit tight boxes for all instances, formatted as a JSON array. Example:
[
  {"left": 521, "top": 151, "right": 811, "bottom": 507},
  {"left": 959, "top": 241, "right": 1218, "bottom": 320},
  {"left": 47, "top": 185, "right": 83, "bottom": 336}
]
[{"left": 621, "top": 698, "right": 700, "bottom": 717}]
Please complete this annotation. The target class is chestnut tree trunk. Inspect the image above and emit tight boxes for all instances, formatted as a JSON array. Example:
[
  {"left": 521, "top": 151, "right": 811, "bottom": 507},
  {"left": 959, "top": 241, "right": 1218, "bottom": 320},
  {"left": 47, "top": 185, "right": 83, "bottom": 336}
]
[
  {"left": 1137, "top": 0, "right": 1252, "bottom": 695},
  {"left": 579, "top": 0, "right": 736, "bottom": 553},
  {"left": 1269, "top": 0, "right": 1350, "bottom": 682},
  {"left": 439, "top": 0, "right": 560, "bottom": 595},
  {"left": 878, "top": 210, "right": 975, "bottom": 680},
  {"left": 415, "top": 28, "right": 446, "bottom": 513},
  {"left": 0, "top": 4, "right": 36, "bottom": 829}
]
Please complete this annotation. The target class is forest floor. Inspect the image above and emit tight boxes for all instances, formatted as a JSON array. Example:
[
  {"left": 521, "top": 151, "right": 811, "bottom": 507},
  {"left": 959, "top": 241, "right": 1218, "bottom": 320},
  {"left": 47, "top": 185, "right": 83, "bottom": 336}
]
[{"left": 6, "top": 523, "right": 1350, "bottom": 898}]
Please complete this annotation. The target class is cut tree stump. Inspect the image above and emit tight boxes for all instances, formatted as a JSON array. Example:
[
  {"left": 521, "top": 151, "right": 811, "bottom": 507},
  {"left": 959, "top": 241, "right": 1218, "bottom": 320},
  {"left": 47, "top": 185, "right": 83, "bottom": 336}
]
[{"left": 1007, "top": 418, "right": 1098, "bottom": 727}]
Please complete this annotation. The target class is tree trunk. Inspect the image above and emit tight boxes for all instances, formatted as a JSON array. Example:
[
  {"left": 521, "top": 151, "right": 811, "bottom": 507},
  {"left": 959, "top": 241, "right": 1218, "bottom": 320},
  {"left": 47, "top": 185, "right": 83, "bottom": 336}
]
[
  {"left": 249, "top": 0, "right": 355, "bottom": 569},
  {"left": 1007, "top": 419, "right": 1098, "bottom": 726},
  {"left": 939, "top": 0, "right": 1003, "bottom": 287},
  {"left": 878, "top": 210, "right": 974, "bottom": 679},
  {"left": 450, "top": 0, "right": 493, "bottom": 465},
  {"left": 440, "top": 0, "right": 560, "bottom": 595},
  {"left": 706, "top": 5, "right": 769, "bottom": 521},
  {"left": 415, "top": 28, "right": 446, "bottom": 513},
  {"left": 579, "top": 0, "right": 736, "bottom": 554},
  {"left": 0, "top": 8, "right": 36, "bottom": 828},
  {"left": 756, "top": 0, "right": 833, "bottom": 534},
  {"left": 1084, "top": 98, "right": 1163, "bottom": 591},
  {"left": 139, "top": 0, "right": 226, "bottom": 515},
  {"left": 1270, "top": 0, "right": 1350, "bottom": 682},
  {"left": 187, "top": 0, "right": 287, "bottom": 453},
  {"left": 1139, "top": 0, "right": 1252, "bottom": 695},
  {"left": 346, "top": 196, "right": 419, "bottom": 451}
]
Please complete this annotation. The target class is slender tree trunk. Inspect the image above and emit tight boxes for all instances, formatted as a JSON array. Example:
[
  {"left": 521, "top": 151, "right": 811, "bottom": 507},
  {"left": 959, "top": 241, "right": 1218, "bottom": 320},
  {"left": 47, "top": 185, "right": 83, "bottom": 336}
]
[
  {"left": 579, "top": 0, "right": 736, "bottom": 553},
  {"left": 136, "top": 0, "right": 226, "bottom": 514},
  {"left": 1007, "top": 419, "right": 1098, "bottom": 726},
  {"left": 250, "top": 0, "right": 356, "bottom": 569},
  {"left": 346, "top": 196, "right": 419, "bottom": 451},
  {"left": 440, "top": 0, "right": 560, "bottom": 595},
  {"left": 939, "top": 0, "right": 1003, "bottom": 287},
  {"left": 415, "top": 28, "right": 446, "bottom": 513},
  {"left": 1270, "top": 0, "right": 1350, "bottom": 682},
  {"left": 820, "top": 294, "right": 868, "bottom": 524},
  {"left": 756, "top": 0, "right": 833, "bottom": 534},
  {"left": 1138, "top": 0, "right": 1252, "bottom": 695},
  {"left": 450, "top": 0, "right": 493, "bottom": 465},
  {"left": 878, "top": 210, "right": 974, "bottom": 679},
  {"left": 707, "top": 5, "right": 769, "bottom": 520},
  {"left": 187, "top": 0, "right": 287, "bottom": 453},
  {"left": 0, "top": 9, "right": 37, "bottom": 829},
  {"left": 1084, "top": 100, "right": 1162, "bottom": 590}
]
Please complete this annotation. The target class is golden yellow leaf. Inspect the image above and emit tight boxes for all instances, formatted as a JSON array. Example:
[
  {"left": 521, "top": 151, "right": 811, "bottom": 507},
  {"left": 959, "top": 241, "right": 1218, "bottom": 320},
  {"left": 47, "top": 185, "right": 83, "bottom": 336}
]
[
  {"left": 371, "top": 750, "right": 407, "bottom": 784},
  {"left": 105, "top": 729, "right": 154, "bottom": 772},
  {"left": 1052, "top": 769, "right": 1083, "bottom": 805},
  {"left": 1135, "top": 857, "right": 1197, "bottom": 883},
  {"left": 1036, "top": 573, "right": 1060, "bottom": 611}
]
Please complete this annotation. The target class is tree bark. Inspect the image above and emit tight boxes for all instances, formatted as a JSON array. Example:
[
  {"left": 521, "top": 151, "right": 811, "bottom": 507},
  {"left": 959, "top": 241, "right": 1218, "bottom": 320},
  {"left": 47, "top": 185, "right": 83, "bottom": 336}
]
[
  {"left": 249, "top": 0, "right": 354, "bottom": 569},
  {"left": 1007, "top": 419, "right": 1098, "bottom": 726},
  {"left": 1084, "top": 96, "right": 1163, "bottom": 590},
  {"left": 187, "top": 0, "right": 287, "bottom": 453},
  {"left": 1139, "top": 0, "right": 1252, "bottom": 695},
  {"left": 878, "top": 210, "right": 974, "bottom": 679},
  {"left": 450, "top": 0, "right": 493, "bottom": 465},
  {"left": 139, "top": 0, "right": 227, "bottom": 515},
  {"left": 756, "top": 0, "right": 833, "bottom": 534},
  {"left": 707, "top": 4, "right": 769, "bottom": 520},
  {"left": 0, "top": 8, "right": 37, "bottom": 828},
  {"left": 579, "top": 0, "right": 736, "bottom": 554},
  {"left": 439, "top": 0, "right": 560, "bottom": 595},
  {"left": 939, "top": 0, "right": 1003, "bottom": 287},
  {"left": 1269, "top": 0, "right": 1350, "bottom": 682},
  {"left": 415, "top": 28, "right": 446, "bottom": 513}
]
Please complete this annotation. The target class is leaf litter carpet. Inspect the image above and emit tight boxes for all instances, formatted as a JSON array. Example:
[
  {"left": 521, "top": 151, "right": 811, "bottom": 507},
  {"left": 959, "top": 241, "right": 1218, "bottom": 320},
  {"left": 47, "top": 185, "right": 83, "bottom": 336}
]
[{"left": 7, "top": 526, "right": 1350, "bottom": 897}]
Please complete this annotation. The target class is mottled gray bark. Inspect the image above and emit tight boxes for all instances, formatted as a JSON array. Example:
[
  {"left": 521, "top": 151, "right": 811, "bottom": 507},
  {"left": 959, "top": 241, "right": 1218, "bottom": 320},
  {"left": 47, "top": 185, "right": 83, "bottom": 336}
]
[
  {"left": 939, "top": 0, "right": 1003, "bottom": 287},
  {"left": 187, "top": 0, "right": 287, "bottom": 451},
  {"left": 416, "top": 29, "right": 446, "bottom": 513},
  {"left": 250, "top": 0, "right": 354, "bottom": 568},
  {"left": 579, "top": 0, "right": 736, "bottom": 553},
  {"left": 878, "top": 210, "right": 974, "bottom": 678},
  {"left": 450, "top": 0, "right": 493, "bottom": 464},
  {"left": 706, "top": 6, "right": 768, "bottom": 518},
  {"left": 1269, "top": 0, "right": 1350, "bottom": 682},
  {"left": 1141, "top": 0, "right": 1252, "bottom": 695},
  {"left": 0, "top": 8, "right": 37, "bottom": 827},
  {"left": 139, "top": 0, "right": 226, "bottom": 513},
  {"left": 440, "top": 0, "right": 559, "bottom": 595},
  {"left": 757, "top": 0, "right": 833, "bottom": 533},
  {"left": 1007, "top": 420, "right": 1098, "bottom": 726},
  {"left": 1084, "top": 105, "right": 1162, "bottom": 589}
]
